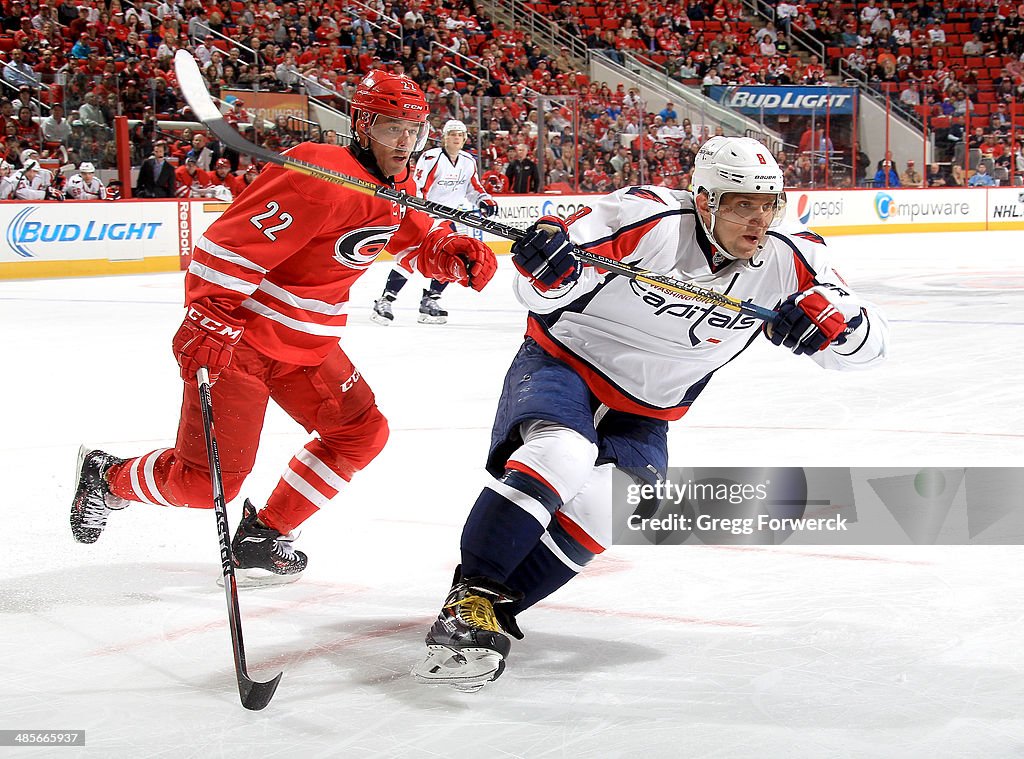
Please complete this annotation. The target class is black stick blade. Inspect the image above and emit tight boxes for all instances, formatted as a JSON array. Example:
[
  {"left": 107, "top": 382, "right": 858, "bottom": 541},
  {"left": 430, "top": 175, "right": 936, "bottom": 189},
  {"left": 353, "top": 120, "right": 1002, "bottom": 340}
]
[{"left": 239, "top": 671, "right": 283, "bottom": 711}]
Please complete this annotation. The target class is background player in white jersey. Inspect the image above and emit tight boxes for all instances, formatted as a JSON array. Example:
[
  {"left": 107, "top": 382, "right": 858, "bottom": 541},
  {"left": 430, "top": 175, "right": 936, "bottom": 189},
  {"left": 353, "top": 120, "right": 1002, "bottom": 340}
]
[
  {"left": 412, "top": 136, "right": 890, "bottom": 691},
  {"left": 65, "top": 162, "right": 107, "bottom": 200},
  {"left": 19, "top": 148, "right": 57, "bottom": 196},
  {"left": 0, "top": 161, "right": 14, "bottom": 199},
  {"left": 371, "top": 119, "right": 498, "bottom": 326},
  {"left": 11, "top": 159, "right": 62, "bottom": 200}
]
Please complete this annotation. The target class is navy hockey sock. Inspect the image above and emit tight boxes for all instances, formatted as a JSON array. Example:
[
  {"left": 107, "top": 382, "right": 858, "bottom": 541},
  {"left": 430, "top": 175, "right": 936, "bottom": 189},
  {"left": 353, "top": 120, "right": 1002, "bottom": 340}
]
[
  {"left": 427, "top": 280, "right": 449, "bottom": 296},
  {"left": 505, "top": 515, "right": 596, "bottom": 615},
  {"left": 460, "top": 469, "right": 562, "bottom": 583},
  {"left": 383, "top": 268, "right": 409, "bottom": 298}
]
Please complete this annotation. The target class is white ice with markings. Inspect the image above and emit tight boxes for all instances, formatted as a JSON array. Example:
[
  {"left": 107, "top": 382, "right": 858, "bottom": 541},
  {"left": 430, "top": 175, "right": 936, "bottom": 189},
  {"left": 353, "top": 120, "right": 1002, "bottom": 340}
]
[{"left": 2, "top": 231, "right": 1022, "bottom": 758}]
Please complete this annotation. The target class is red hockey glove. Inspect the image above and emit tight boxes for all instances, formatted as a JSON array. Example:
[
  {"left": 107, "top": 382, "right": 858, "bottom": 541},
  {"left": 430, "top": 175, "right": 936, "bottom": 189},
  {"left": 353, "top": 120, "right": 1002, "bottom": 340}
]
[
  {"left": 477, "top": 198, "right": 498, "bottom": 217},
  {"left": 511, "top": 215, "right": 579, "bottom": 291},
  {"left": 171, "top": 302, "right": 244, "bottom": 383},
  {"left": 418, "top": 229, "right": 497, "bottom": 291},
  {"left": 765, "top": 286, "right": 864, "bottom": 356}
]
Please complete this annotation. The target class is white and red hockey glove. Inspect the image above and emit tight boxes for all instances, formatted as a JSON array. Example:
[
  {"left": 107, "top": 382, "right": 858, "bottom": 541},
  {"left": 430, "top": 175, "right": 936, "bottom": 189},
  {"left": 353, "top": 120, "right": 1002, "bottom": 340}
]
[
  {"left": 765, "top": 285, "right": 864, "bottom": 356},
  {"left": 418, "top": 228, "right": 497, "bottom": 291},
  {"left": 172, "top": 302, "right": 244, "bottom": 383},
  {"left": 511, "top": 215, "right": 579, "bottom": 292}
]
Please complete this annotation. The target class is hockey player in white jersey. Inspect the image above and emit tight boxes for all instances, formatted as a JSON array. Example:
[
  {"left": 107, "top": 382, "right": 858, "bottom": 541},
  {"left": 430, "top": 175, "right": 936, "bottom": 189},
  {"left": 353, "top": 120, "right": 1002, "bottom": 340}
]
[
  {"left": 0, "top": 161, "right": 14, "bottom": 200},
  {"left": 412, "top": 135, "right": 889, "bottom": 691},
  {"left": 371, "top": 119, "right": 497, "bottom": 325},
  {"left": 65, "top": 162, "right": 107, "bottom": 200},
  {"left": 20, "top": 148, "right": 56, "bottom": 195},
  {"left": 12, "top": 160, "right": 63, "bottom": 200}
]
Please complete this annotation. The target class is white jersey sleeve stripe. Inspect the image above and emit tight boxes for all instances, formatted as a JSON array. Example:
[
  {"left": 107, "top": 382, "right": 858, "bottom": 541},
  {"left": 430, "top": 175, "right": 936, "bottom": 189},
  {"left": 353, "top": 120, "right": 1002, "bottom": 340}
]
[
  {"left": 187, "top": 261, "right": 261, "bottom": 296},
  {"left": 195, "top": 235, "right": 269, "bottom": 273},
  {"left": 240, "top": 298, "right": 348, "bottom": 336},
  {"left": 256, "top": 279, "right": 349, "bottom": 316}
]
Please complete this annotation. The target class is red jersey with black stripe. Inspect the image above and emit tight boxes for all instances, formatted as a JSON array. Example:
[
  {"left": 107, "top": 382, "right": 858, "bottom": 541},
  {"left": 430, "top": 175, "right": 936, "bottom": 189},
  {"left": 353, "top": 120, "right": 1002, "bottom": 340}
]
[
  {"left": 185, "top": 142, "right": 445, "bottom": 365},
  {"left": 514, "top": 185, "right": 888, "bottom": 420}
]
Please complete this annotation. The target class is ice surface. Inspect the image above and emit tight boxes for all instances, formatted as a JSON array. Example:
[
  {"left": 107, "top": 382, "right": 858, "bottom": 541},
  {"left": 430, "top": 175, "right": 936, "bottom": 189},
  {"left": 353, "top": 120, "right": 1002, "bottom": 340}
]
[{"left": 2, "top": 231, "right": 1022, "bottom": 758}]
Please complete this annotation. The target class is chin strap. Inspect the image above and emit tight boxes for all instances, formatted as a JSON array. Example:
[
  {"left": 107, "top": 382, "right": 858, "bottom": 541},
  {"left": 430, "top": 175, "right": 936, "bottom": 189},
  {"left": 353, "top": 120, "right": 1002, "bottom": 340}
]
[
  {"left": 696, "top": 194, "right": 771, "bottom": 264},
  {"left": 696, "top": 203, "right": 739, "bottom": 263}
]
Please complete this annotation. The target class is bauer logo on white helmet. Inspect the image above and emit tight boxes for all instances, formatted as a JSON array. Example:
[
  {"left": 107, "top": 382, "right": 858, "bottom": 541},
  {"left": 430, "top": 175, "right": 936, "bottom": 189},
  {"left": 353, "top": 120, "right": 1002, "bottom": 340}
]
[{"left": 692, "top": 135, "right": 785, "bottom": 204}]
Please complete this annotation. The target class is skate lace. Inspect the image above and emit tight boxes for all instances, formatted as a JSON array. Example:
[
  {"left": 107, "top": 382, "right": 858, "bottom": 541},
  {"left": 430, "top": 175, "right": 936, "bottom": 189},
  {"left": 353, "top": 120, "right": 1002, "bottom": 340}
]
[
  {"left": 81, "top": 498, "right": 108, "bottom": 528},
  {"left": 273, "top": 534, "right": 299, "bottom": 561},
  {"left": 448, "top": 595, "right": 503, "bottom": 633}
]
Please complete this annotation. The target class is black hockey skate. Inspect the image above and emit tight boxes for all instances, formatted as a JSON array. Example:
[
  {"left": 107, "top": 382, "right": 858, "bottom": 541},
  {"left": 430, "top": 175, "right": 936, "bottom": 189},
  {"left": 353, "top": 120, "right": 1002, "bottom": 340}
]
[
  {"left": 417, "top": 292, "right": 448, "bottom": 325},
  {"left": 412, "top": 569, "right": 523, "bottom": 692},
  {"left": 229, "top": 499, "right": 307, "bottom": 587},
  {"left": 70, "top": 446, "right": 128, "bottom": 544},
  {"left": 370, "top": 295, "right": 395, "bottom": 325}
]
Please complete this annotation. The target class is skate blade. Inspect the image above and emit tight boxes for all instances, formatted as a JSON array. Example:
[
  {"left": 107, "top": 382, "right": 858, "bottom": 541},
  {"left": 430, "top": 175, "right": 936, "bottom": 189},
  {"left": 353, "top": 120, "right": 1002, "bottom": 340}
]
[
  {"left": 417, "top": 314, "right": 447, "bottom": 325},
  {"left": 369, "top": 312, "right": 393, "bottom": 326},
  {"left": 75, "top": 445, "right": 89, "bottom": 485},
  {"left": 218, "top": 569, "right": 304, "bottom": 589},
  {"left": 411, "top": 645, "right": 504, "bottom": 690}
]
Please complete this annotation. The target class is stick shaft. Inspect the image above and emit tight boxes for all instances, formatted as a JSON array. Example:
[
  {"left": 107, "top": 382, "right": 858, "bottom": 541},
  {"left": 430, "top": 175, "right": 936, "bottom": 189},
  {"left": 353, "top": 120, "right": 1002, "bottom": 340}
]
[
  {"left": 173, "top": 51, "right": 776, "bottom": 324},
  {"left": 196, "top": 367, "right": 282, "bottom": 711}
]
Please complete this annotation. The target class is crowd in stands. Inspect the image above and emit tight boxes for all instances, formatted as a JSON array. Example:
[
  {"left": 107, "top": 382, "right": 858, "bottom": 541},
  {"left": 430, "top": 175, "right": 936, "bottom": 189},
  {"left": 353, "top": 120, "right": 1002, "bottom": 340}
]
[{"left": 0, "top": 0, "right": 1022, "bottom": 195}]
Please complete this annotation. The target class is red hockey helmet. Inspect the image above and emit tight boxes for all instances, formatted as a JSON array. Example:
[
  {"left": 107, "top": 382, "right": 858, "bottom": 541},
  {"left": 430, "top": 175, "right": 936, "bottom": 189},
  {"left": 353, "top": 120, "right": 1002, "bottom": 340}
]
[{"left": 352, "top": 71, "right": 430, "bottom": 151}]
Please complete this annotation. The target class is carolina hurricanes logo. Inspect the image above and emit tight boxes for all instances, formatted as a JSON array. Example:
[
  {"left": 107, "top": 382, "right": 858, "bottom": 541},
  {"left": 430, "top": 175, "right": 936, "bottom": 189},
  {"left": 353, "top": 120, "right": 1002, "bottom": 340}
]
[{"left": 334, "top": 226, "right": 399, "bottom": 269}]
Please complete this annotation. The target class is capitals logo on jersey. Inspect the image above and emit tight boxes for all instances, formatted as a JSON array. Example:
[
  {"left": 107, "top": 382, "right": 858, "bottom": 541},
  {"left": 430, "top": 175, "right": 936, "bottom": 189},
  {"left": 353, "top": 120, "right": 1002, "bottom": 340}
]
[
  {"left": 627, "top": 278, "right": 757, "bottom": 346},
  {"left": 334, "top": 226, "right": 399, "bottom": 270}
]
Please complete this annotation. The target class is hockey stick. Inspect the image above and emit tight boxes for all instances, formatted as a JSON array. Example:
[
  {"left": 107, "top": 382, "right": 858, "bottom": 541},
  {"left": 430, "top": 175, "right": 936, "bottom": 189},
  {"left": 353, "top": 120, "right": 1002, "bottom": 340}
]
[
  {"left": 173, "top": 51, "right": 777, "bottom": 324},
  {"left": 196, "top": 366, "right": 282, "bottom": 711}
]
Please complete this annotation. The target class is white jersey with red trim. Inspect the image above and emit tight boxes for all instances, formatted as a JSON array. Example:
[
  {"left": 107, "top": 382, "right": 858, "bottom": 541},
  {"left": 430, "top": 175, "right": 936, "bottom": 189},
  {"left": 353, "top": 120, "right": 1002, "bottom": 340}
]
[
  {"left": 515, "top": 185, "right": 889, "bottom": 421},
  {"left": 186, "top": 142, "right": 452, "bottom": 365},
  {"left": 65, "top": 174, "right": 107, "bottom": 200},
  {"left": 413, "top": 147, "right": 491, "bottom": 207}
]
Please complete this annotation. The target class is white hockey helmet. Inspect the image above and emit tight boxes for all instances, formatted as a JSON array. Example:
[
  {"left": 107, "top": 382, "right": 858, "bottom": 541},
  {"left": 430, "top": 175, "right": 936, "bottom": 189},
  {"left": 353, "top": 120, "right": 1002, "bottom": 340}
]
[
  {"left": 79, "top": 162, "right": 96, "bottom": 173},
  {"left": 692, "top": 135, "right": 784, "bottom": 208},
  {"left": 442, "top": 119, "right": 467, "bottom": 136}
]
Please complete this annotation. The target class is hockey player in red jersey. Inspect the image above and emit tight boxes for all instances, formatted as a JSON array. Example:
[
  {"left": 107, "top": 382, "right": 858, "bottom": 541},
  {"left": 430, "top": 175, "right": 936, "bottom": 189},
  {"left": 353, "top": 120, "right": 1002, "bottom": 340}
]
[
  {"left": 412, "top": 135, "right": 889, "bottom": 691},
  {"left": 70, "top": 71, "right": 497, "bottom": 585}
]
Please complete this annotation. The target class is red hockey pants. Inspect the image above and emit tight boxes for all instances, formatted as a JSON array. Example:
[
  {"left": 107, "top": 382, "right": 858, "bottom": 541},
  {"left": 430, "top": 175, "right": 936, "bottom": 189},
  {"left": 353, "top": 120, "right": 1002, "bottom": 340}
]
[{"left": 107, "top": 340, "right": 389, "bottom": 533}]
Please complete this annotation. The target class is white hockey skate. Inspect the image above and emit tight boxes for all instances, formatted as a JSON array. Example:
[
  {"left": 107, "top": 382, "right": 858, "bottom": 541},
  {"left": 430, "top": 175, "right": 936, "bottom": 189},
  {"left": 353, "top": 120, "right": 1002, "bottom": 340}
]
[
  {"left": 412, "top": 571, "right": 523, "bottom": 692},
  {"left": 370, "top": 296, "right": 395, "bottom": 326},
  {"left": 417, "top": 293, "right": 448, "bottom": 325}
]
